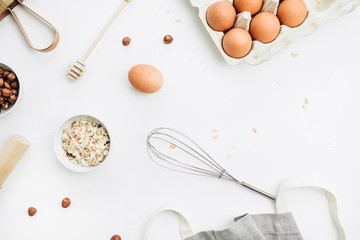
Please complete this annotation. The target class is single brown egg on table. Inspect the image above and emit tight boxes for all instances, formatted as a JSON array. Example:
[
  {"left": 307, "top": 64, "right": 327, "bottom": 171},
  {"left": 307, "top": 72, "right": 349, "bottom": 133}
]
[
  {"left": 111, "top": 235, "right": 121, "bottom": 240},
  {"left": 222, "top": 28, "right": 253, "bottom": 58},
  {"left": 206, "top": 1, "right": 236, "bottom": 32},
  {"left": 128, "top": 64, "right": 164, "bottom": 94},
  {"left": 234, "top": 0, "right": 263, "bottom": 15},
  {"left": 277, "top": 0, "right": 308, "bottom": 28},
  {"left": 250, "top": 12, "right": 280, "bottom": 43}
]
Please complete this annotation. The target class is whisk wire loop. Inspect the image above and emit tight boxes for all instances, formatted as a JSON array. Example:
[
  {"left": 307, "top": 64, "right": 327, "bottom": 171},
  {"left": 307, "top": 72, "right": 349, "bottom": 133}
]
[
  {"left": 146, "top": 128, "right": 276, "bottom": 200},
  {"left": 147, "top": 137, "right": 219, "bottom": 177},
  {"left": 150, "top": 132, "right": 223, "bottom": 174},
  {"left": 147, "top": 128, "right": 240, "bottom": 182}
]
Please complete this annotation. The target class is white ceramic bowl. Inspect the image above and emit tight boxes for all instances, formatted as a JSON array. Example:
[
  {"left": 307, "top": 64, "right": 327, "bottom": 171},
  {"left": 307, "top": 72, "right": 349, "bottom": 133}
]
[
  {"left": 0, "top": 63, "right": 21, "bottom": 118},
  {"left": 54, "top": 115, "right": 111, "bottom": 172}
]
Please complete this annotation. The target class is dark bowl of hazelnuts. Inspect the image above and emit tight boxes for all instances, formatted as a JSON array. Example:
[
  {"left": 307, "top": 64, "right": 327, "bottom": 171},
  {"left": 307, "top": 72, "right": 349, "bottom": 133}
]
[{"left": 0, "top": 63, "right": 20, "bottom": 118}]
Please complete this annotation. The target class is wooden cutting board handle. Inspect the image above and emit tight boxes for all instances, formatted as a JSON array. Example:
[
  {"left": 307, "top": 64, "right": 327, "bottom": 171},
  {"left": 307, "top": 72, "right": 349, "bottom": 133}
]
[{"left": 0, "top": 135, "right": 30, "bottom": 190}]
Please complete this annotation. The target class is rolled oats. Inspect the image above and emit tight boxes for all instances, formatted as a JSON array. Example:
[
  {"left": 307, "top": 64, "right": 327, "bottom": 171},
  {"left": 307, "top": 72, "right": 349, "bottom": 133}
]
[{"left": 61, "top": 119, "right": 110, "bottom": 167}]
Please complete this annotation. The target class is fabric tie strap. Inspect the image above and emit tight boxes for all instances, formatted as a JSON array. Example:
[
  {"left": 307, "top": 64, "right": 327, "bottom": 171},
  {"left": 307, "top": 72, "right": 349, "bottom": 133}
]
[
  {"left": 276, "top": 179, "right": 345, "bottom": 240},
  {"left": 144, "top": 179, "right": 345, "bottom": 240}
]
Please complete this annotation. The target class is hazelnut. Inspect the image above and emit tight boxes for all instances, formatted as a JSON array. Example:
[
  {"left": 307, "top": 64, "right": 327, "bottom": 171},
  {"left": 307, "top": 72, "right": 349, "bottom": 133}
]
[
  {"left": 62, "top": 198, "right": 71, "bottom": 208},
  {"left": 164, "top": 35, "right": 173, "bottom": 44},
  {"left": 0, "top": 97, "right": 4, "bottom": 104},
  {"left": 4, "top": 82, "right": 11, "bottom": 89},
  {"left": 1, "top": 102, "right": 9, "bottom": 110},
  {"left": 0, "top": 78, "right": 3, "bottom": 87},
  {"left": 1, "top": 89, "right": 11, "bottom": 97},
  {"left": 122, "top": 37, "right": 131, "bottom": 46},
  {"left": 28, "top": 207, "right": 37, "bottom": 216},
  {"left": 10, "top": 81, "right": 18, "bottom": 89},
  {"left": 111, "top": 235, "right": 121, "bottom": 240},
  {"left": 9, "top": 95, "right": 17, "bottom": 104},
  {"left": 11, "top": 89, "right": 18, "bottom": 96},
  {"left": 6, "top": 73, "right": 16, "bottom": 81},
  {"left": 3, "top": 71, "right": 9, "bottom": 78}
]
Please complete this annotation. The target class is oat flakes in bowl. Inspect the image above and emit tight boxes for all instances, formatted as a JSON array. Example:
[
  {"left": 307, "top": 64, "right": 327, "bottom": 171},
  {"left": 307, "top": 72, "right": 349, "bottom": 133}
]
[{"left": 54, "top": 115, "right": 111, "bottom": 172}]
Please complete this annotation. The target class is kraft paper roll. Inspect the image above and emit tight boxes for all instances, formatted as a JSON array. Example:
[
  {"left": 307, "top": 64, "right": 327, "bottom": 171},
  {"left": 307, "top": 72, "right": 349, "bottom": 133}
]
[{"left": 0, "top": 134, "right": 30, "bottom": 190}]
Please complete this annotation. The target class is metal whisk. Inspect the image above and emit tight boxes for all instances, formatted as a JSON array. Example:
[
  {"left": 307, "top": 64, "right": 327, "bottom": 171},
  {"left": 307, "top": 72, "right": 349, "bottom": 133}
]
[{"left": 146, "top": 128, "right": 276, "bottom": 201}]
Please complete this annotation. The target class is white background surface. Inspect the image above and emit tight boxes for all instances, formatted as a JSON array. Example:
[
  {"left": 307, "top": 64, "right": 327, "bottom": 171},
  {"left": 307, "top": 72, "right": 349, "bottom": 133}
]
[{"left": 0, "top": 0, "right": 359, "bottom": 239}]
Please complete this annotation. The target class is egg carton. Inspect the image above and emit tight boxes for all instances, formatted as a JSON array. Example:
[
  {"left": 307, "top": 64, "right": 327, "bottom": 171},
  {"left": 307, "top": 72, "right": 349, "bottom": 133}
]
[{"left": 190, "top": 0, "right": 360, "bottom": 65}]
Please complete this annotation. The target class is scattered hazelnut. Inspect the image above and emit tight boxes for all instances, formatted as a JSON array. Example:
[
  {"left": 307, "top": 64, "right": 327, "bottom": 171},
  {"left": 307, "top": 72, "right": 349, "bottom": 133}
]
[
  {"left": 28, "top": 207, "right": 37, "bottom": 216},
  {"left": 163, "top": 35, "right": 173, "bottom": 44},
  {"left": 122, "top": 37, "right": 131, "bottom": 46},
  {"left": 111, "top": 235, "right": 121, "bottom": 240},
  {"left": 62, "top": 198, "right": 71, "bottom": 208}
]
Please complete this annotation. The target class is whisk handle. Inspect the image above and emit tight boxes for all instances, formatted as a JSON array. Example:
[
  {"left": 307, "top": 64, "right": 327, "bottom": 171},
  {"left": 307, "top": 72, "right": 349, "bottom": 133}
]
[{"left": 240, "top": 182, "right": 276, "bottom": 201}]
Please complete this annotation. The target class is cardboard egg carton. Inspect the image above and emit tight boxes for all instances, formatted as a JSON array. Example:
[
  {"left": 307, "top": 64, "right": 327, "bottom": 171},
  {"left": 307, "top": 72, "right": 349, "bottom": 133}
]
[{"left": 190, "top": 0, "right": 360, "bottom": 65}]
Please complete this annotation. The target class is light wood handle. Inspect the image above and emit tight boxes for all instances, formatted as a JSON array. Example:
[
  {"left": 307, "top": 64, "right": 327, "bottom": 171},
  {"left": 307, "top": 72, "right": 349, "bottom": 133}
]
[
  {"left": 82, "top": 0, "right": 131, "bottom": 62},
  {"left": 67, "top": 0, "right": 132, "bottom": 81},
  {"left": 0, "top": 135, "right": 30, "bottom": 190}
]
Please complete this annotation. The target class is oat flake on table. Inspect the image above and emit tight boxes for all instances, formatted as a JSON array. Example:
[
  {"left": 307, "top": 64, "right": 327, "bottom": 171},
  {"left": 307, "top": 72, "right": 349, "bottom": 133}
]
[{"left": 61, "top": 119, "right": 110, "bottom": 167}]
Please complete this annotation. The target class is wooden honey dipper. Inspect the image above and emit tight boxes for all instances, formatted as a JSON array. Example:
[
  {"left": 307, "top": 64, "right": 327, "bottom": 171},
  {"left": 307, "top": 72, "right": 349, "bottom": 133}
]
[{"left": 67, "top": 0, "right": 132, "bottom": 81}]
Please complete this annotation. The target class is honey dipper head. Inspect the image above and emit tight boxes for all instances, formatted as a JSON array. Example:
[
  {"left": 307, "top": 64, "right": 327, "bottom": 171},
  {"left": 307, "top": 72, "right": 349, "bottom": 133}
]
[{"left": 67, "top": 60, "right": 85, "bottom": 81}]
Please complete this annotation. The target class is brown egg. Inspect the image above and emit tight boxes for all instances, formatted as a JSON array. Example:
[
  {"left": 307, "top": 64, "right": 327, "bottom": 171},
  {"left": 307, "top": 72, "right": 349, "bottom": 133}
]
[
  {"left": 128, "top": 64, "right": 164, "bottom": 93},
  {"left": 250, "top": 12, "right": 280, "bottom": 43},
  {"left": 206, "top": 1, "right": 236, "bottom": 32},
  {"left": 222, "top": 28, "right": 253, "bottom": 58},
  {"left": 234, "top": 0, "right": 263, "bottom": 15},
  {"left": 277, "top": 0, "right": 307, "bottom": 28}
]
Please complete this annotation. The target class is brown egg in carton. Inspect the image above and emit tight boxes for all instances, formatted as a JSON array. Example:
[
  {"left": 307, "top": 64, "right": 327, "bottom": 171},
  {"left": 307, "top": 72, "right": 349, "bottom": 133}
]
[{"left": 190, "top": 0, "right": 360, "bottom": 65}]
